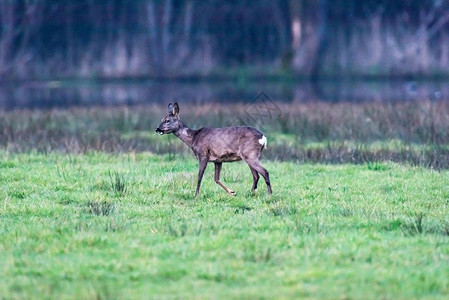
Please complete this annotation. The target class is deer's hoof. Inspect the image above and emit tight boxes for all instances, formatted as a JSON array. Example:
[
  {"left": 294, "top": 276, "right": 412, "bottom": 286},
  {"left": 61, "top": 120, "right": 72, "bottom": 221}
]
[{"left": 229, "top": 190, "right": 236, "bottom": 196}]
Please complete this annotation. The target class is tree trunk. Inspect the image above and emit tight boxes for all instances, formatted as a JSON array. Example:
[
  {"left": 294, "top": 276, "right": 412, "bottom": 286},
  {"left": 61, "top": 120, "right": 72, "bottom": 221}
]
[
  {"left": 161, "top": 0, "right": 173, "bottom": 70},
  {"left": 311, "top": 0, "right": 329, "bottom": 78},
  {"left": 286, "top": 0, "right": 302, "bottom": 70}
]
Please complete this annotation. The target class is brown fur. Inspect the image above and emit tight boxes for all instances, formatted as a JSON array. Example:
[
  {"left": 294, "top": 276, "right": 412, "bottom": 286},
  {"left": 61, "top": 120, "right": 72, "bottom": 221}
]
[{"left": 156, "top": 103, "right": 272, "bottom": 197}]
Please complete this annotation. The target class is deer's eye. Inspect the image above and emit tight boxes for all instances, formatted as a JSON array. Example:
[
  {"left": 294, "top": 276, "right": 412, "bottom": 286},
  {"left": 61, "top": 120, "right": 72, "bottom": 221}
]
[{"left": 164, "top": 120, "right": 170, "bottom": 124}]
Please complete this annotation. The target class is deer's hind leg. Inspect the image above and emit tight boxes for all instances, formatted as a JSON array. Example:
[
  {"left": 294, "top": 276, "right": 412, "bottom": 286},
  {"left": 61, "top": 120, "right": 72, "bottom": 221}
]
[
  {"left": 245, "top": 158, "right": 272, "bottom": 194},
  {"left": 248, "top": 165, "right": 260, "bottom": 192},
  {"left": 214, "top": 162, "right": 236, "bottom": 196}
]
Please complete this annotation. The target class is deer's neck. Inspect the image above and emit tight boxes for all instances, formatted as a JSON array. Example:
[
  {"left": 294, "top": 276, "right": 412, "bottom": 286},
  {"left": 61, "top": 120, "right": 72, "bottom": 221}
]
[{"left": 173, "top": 122, "right": 196, "bottom": 148}]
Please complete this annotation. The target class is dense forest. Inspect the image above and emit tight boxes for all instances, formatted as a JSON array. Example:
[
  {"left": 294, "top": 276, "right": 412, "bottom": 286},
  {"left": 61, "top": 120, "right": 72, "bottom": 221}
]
[{"left": 1, "top": 0, "right": 449, "bottom": 80}]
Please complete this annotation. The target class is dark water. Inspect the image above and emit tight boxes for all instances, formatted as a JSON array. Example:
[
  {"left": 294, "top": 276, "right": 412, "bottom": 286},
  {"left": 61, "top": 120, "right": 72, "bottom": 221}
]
[{"left": 0, "top": 79, "right": 448, "bottom": 110}]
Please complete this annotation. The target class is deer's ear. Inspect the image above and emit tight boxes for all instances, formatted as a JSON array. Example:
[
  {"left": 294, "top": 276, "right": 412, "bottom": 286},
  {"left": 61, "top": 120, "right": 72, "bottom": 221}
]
[
  {"left": 168, "top": 103, "right": 174, "bottom": 115},
  {"left": 173, "top": 103, "right": 179, "bottom": 115},
  {"left": 168, "top": 103, "right": 179, "bottom": 116}
]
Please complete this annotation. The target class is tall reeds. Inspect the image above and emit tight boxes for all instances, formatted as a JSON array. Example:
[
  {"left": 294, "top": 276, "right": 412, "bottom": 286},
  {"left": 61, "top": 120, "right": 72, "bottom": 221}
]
[{"left": 1, "top": 101, "right": 448, "bottom": 168}]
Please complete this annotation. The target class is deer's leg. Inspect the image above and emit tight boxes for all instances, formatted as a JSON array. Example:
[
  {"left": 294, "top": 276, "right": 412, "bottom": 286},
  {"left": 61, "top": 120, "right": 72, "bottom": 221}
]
[
  {"left": 246, "top": 159, "right": 272, "bottom": 194},
  {"left": 195, "top": 158, "right": 208, "bottom": 197},
  {"left": 248, "top": 165, "right": 260, "bottom": 192},
  {"left": 214, "top": 162, "right": 236, "bottom": 196}
]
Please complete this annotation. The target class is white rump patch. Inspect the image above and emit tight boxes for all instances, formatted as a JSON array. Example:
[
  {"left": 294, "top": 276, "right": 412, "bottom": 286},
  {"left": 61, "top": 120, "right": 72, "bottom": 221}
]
[{"left": 259, "top": 135, "right": 267, "bottom": 149}]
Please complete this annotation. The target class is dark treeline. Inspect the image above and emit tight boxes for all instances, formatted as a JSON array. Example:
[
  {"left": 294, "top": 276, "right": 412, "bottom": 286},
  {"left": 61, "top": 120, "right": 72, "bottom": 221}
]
[{"left": 1, "top": 0, "right": 449, "bottom": 80}]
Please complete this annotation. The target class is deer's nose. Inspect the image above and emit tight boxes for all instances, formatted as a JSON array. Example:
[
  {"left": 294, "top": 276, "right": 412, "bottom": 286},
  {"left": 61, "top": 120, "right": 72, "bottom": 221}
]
[{"left": 155, "top": 128, "right": 163, "bottom": 135}]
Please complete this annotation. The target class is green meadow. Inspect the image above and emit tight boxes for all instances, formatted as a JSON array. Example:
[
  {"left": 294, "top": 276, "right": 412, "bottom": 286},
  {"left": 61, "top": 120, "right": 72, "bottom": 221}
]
[
  {"left": 1, "top": 152, "right": 448, "bottom": 299},
  {"left": 1, "top": 101, "right": 449, "bottom": 299}
]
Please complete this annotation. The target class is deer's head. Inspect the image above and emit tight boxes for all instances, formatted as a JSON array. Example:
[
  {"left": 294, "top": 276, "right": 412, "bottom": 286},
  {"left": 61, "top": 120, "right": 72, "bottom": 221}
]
[{"left": 155, "top": 103, "right": 181, "bottom": 135}]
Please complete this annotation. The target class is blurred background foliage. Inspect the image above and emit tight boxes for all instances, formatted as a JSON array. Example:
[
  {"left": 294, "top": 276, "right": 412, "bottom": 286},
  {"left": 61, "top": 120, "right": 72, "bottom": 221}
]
[{"left": 1, "top": 0, "right": 449, "bottom": 80}]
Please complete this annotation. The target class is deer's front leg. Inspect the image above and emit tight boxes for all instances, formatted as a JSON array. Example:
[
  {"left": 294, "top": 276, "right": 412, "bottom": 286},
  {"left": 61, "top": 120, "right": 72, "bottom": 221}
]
[
  {"left": 214, "top": 162, "right": 236, "bottom": 196},
  {"left": 195, "top": 158, "right": 208, "bottom": 197}
]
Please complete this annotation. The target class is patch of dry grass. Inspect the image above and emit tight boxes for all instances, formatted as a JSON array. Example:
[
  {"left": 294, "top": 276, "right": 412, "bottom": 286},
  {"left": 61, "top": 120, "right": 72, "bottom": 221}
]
[{"left": 1, "top": 101, "right": 448, "bottom": 167}]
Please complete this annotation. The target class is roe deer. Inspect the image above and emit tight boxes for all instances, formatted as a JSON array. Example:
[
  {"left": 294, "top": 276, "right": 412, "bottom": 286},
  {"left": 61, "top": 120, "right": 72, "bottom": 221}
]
[{"left": 156, "top": 103, "right": 272, "bottom": 197}]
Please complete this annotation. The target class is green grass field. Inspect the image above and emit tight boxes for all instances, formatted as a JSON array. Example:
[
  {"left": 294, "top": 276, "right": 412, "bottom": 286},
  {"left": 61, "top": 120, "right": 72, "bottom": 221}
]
[{"left": 1, "top": 151, "right": 449, "bottom": 299}]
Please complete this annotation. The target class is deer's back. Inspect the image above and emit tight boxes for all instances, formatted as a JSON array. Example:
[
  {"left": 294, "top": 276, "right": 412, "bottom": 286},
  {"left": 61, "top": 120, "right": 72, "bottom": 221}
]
[{"left": 192, "top": 126, "right": 265, "bottom": 162}]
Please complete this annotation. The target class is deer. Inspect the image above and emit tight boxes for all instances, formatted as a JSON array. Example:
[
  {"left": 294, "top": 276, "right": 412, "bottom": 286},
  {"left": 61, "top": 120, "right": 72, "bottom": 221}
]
[{"left": 156, "top": 103, "right": 272, "bottom": 197}]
